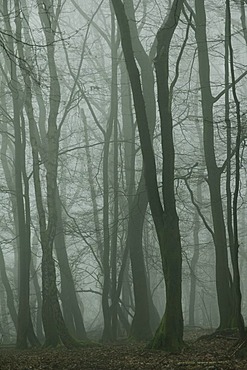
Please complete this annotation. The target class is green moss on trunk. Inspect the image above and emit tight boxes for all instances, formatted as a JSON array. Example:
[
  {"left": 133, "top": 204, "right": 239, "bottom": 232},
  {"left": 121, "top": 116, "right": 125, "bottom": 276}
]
[{"left": 148, "top": 308, "right": 183, "bottom": 353}]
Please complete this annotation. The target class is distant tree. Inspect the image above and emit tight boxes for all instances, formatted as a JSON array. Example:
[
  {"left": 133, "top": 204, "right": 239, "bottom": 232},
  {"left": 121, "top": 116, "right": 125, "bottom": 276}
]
[
  {"left": 54, "top": 194, "right": 87, "bottom": 340},
  {"left": 13, "top": 0, "right": 82, "bottom": 347},
  {"left": 1, "top": 1, "right": 40, "bottom": 349}
]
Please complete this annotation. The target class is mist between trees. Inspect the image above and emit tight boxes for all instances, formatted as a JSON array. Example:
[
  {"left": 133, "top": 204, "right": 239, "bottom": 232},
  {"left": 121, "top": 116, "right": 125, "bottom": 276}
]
[{"left": 0, "top": 0, "right": 246, "bottom": 355}]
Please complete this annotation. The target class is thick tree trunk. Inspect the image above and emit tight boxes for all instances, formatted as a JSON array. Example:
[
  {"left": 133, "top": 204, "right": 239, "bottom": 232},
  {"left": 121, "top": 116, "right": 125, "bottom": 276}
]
[
  {"left": 41, "top": 249, "right": 79, "bottom": 347},
  {"left": 0, "top": 247, "right": 18, "bottom": 330},
  {"left": 0, "top": 99, "right": 22, "bottom": 340},
  {"left": 120, "top": 1, "right": 157, "bottom": 340},
  {"left": 149, "top": 215, "right": 183, "bottom": 351},
  {"left": 111, "top": 0, "right": 184, "bottom": 352},
  {"left": 128, "top": 174, "right": 152, "bottom": 340},
  {"left": 148, "top": 0, "right": 184, "bottom": 351},
  {"left": 0, "top": 285, "right": 11, "bottom": 343}
]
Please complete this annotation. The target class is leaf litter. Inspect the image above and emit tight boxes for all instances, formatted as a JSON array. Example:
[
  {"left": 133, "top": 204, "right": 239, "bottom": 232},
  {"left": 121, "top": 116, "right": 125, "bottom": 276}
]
[{"left": 0, "top": 329, "right": 246, "bottom": 369}]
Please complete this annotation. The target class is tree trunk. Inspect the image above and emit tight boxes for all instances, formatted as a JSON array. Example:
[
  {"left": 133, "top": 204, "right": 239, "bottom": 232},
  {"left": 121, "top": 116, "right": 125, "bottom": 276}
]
[
  {"left": 188, "top": 187, "right": 200, "bottom": 327},
  {"left": 101, "top": 7, "right": 119, "bottom": 342},
  {"left": 128, "top": 173, "right": 152, "bottom": 340},
  {"left": 0, "top": 247, "right": 18, "bottom": 330},
  {"left": 30, "top": 254, "right": 44, "bottom": 342},
  {"left": 225, "top": 0, "right": 245, "bottom": 337},
  {"left": 15, "top": 0, "right": 81, "bottom": 347},
  {"left": 3, "top": 1, "right": 39, "bottom": 348},
  {"left": 41, "top": 248, "right": 79, "bottom": 347},
  {"left": 195, "top": 0, "right": 234, "bottom": 329},
  {"left": 120, "top": 1, "right": 157, "bottom": 340},
  {"left": 111, "top": 0, "right": 184, "bottom": 352},
  {"left": 110, "top": 92, "right": 119, "bottom": 340},
  {"left": 0, "top": 284, "right": 11, "bottom": 343},
  {"left": 55, "top": 191, "right": 87, "bottom": 340},
  {"left": 150, "top": 218, "right": 183, "bottom": 351}
]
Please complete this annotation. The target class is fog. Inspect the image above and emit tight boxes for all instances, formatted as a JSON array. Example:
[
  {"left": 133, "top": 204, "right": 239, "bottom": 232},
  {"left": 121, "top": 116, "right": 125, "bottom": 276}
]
[{"left": 0, "top": 0, "right": 246, "bottom": 361}]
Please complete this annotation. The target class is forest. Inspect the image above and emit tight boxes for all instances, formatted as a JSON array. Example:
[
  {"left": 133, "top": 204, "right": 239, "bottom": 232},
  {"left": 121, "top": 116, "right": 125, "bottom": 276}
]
[{"left": 0, "top": 0, "right": 247, "bottom": 369}]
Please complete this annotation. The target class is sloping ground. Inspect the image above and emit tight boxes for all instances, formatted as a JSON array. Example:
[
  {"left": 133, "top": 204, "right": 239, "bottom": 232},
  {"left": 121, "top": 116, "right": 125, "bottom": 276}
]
[{"left": 0, "top": 330, "right": 246, "bottom": 369}]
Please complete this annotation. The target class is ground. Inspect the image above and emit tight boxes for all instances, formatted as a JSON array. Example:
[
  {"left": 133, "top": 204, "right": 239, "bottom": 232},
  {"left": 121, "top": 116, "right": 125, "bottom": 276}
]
[{"left": 0, "top": 329, "right": 247, "bottom": 369}]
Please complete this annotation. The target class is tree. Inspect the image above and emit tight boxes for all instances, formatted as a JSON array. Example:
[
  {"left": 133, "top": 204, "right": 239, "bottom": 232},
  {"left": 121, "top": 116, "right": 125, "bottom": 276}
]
[
  {"left": 111, "top": 0, "right": 184, "bottom": 352},
  {"left": 225, "top": 0, "right": 245, "bottom": 338},
  {"left": 14, "top": 0, "right": 82, "bottom": 347},
  {"left": 54, "top": 193, "right": 87, "bottom": 341},
  {"left": 123, "top": 0, "right": 157, "bottom": 340},
  {"left": 2, "top": 0, "right": 39, "bottom": 349},
  {"left": 194, "top": 0, "right": 242, "bottom": 330}
]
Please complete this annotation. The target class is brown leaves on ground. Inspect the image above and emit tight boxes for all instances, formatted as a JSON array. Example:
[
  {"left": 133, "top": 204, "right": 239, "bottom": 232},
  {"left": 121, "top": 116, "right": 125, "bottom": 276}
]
[{"left": 0, "top": 329, "right": 247, "bottom": 369}]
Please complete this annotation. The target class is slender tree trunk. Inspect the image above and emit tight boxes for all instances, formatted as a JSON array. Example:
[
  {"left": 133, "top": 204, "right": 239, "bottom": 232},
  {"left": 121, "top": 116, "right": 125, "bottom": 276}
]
[
  {"left": 110, "top": 96, "right": 119, "bottom": 340},
  {"left": 82, "top": 109, "right": 104, "bottom": 262},
  {"left": 226, "top": 0, "right": 245, "bottom": 337},
  {"left": 101, "top": 7, "right": 119, "bottom": 341},
  {"left": 195, "top": 0, "right": 234, "bottom": 330},
  {"left": 188, "top": 180, "right": 201, "bottom": 326},
  {"left": 143, "top": 225, "right": 161, "bottom": 333},
  {"left": 30, "top": 255, "right": 44, "bottom": 342},
  {"left": 3, "top": 1, "right": 39, "bottom": 348},
  {"left": 55, "top": 191, "right": 87, "bottom": 340},
  {"left": 14, "top": 0, "right": 80, "bottom": 347}
]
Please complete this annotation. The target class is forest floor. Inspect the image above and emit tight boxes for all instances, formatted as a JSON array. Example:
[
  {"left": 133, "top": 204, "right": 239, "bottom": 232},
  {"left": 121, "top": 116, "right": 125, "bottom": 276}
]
[{"left": 0, "top": 328, "right": 247, "bottom": 369}]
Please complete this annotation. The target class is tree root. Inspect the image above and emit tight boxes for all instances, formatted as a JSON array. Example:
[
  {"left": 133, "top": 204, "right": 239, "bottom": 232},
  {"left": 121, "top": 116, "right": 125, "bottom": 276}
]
[{"left": 230, "top": 336, "right": 247, "bottom": 358}]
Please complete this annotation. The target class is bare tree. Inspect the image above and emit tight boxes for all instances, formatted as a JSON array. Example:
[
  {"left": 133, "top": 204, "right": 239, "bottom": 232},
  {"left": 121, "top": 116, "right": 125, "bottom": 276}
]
[{"left": 111, "top": 0, "right": 184, "bottom": 352}]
